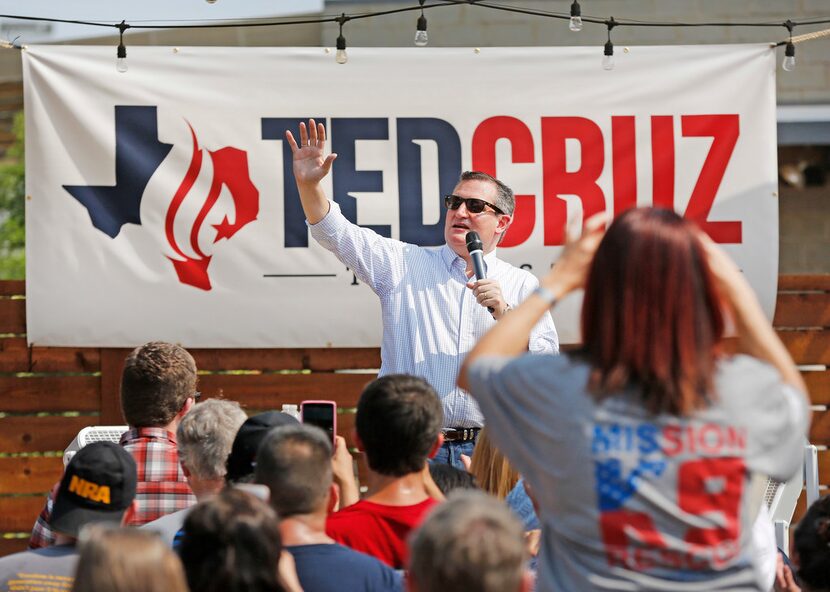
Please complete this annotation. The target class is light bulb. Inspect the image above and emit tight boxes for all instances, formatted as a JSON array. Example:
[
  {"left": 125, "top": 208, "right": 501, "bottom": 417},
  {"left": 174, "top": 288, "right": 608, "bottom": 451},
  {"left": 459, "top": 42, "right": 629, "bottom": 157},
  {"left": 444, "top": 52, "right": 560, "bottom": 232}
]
[
  {"left": 116, "top": 43, "right": 128, "bottom": 73},
  {"left": 569, "top": 1, "right": 583, "bottom": 32},
  {"left": 602, "top": 40, "right": 614, "bottom": 70},
  {"left": 336, "top": 33, "right": 347, "bottom": 64},
  {"left": 782, "top": 42, "right": 796, "bottom": 72},
  {"left": 415, "top": 14, "right": 428, "bottom": 46}
]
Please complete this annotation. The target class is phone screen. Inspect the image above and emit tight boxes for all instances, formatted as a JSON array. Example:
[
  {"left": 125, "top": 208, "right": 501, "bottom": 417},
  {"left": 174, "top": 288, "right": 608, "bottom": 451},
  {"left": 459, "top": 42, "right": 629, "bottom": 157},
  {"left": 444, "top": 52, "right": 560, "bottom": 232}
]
[{"left": 301, "top": 402, "right": 336, "bottom": 444}]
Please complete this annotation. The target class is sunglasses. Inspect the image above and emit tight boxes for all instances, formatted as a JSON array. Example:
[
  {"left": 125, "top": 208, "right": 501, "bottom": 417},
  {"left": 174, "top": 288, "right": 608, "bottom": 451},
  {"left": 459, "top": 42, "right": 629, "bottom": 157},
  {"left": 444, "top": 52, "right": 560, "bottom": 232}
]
[{"left": 444, "top": 194, "right": 505, "bottom": 216}]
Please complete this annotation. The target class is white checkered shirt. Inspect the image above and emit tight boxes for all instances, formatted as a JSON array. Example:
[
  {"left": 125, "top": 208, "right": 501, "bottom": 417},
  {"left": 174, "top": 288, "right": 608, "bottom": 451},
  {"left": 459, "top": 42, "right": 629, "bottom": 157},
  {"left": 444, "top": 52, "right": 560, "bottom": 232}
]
[{"left": 310, "top": 202, "right": 559, "bottom": 428}]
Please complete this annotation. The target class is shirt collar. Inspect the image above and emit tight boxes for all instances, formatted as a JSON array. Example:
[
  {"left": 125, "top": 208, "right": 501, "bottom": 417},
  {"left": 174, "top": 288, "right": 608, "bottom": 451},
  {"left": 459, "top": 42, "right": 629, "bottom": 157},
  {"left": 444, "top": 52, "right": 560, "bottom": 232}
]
[
  {"left": 440, "top": 244, "right": 459, "bottom": 271},
  {"left": 121, "top": 426, "right": 178, "bottom": 445},
  {"left": 440, "top": 244, "right": 499, "bottom": 275}
]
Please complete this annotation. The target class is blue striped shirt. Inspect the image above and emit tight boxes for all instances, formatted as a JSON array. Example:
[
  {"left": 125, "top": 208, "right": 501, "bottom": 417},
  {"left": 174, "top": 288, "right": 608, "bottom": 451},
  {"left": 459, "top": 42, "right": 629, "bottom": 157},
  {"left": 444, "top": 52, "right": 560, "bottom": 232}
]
[{"left": 310, "top": 201, "right": 559, "bottom": 427}]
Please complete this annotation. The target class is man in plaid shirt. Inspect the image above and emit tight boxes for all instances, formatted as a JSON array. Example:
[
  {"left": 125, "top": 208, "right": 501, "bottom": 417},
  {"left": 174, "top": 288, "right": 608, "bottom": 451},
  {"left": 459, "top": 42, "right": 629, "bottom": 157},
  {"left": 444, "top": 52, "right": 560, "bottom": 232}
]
[{"left": 29, "top": 342, "right": 198, "bottom": 548}]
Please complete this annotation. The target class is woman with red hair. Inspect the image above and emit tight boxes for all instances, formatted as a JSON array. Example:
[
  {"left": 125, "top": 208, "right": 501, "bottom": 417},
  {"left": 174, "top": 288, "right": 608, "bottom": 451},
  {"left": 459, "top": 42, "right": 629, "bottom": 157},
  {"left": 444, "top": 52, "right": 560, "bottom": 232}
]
[{"left": 460, "top": 208, "right": 809, "bottom": 592}]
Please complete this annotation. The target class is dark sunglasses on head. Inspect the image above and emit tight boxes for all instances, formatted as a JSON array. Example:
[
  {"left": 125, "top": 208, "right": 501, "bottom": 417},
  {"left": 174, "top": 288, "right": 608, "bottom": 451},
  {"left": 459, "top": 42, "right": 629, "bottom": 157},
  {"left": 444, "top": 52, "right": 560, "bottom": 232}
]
[{"left": 444, "top": 194, "right": 505, "bottom": 216}]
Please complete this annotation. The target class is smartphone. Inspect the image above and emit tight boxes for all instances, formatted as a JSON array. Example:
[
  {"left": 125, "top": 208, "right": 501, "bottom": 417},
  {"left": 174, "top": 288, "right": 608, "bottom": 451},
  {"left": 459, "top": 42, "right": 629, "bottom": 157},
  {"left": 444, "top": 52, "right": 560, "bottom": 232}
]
[{"left": 301, "top": 400, "right": 337, "bottom": 446}]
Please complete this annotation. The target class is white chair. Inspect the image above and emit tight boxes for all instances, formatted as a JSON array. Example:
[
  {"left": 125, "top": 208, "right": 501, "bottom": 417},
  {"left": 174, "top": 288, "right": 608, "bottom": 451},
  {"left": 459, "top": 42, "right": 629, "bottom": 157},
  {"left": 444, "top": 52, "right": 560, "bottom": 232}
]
[
  {"left": 63, "top": 425, "right": 129, "bottom": 467},
  {"left": 765, "top": 444, "right": 820, "bottom": 552}
]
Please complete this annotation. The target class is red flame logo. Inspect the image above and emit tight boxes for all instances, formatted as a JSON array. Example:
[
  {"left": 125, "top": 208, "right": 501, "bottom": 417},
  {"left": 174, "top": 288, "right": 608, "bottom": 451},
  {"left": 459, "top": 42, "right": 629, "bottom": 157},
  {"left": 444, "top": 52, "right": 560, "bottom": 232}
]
[{"left": 165, "top": 124, "right": 259, "bottom": 290}]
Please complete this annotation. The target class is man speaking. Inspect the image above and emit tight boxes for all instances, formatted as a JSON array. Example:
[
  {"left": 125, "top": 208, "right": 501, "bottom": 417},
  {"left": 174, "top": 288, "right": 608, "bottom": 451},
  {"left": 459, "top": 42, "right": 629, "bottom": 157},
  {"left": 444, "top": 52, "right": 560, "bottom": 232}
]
[{"left": 286, "top": 120, "right": 558, "bottom": 466}]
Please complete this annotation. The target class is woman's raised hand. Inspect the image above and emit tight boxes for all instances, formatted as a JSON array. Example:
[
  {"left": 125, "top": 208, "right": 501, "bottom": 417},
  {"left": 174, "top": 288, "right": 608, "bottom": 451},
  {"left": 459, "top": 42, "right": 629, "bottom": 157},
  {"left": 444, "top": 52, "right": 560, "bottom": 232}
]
[{"left": 541, "top": 212, "right": 606, "bottom": 297}]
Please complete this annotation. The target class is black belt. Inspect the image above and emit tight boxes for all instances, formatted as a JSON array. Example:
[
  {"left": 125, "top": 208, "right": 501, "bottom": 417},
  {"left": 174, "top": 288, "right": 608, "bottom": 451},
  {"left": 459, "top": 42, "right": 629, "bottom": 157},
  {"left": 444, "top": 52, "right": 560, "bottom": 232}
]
[{"left": 442, "top": 427, "right": 480, "bottom": 442}]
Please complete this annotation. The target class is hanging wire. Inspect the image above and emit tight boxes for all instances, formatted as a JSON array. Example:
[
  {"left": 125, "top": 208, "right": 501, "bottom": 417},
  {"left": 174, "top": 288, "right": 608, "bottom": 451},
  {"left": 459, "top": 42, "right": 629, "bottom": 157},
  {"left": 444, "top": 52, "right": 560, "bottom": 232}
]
[
  {"left": 781, "top": 19, "right": 796, "bottom": 71},
  {"left": 602, "top": 17, "right": 616, "bottom": 71},
  {"left": 415, "top": 0, "right": 429, "bottom": 46},
  {"left": 0, "top": 4, "right": 828, "bottom": 54},
  {"left": 116, "top": 20, "right": 129, "bottom": 72},
  {"left": 335, "top": 13, "right": 349, "bottom": 64},
  {"left": 0, "top": 5, "right": 829, "bottom": 32}
]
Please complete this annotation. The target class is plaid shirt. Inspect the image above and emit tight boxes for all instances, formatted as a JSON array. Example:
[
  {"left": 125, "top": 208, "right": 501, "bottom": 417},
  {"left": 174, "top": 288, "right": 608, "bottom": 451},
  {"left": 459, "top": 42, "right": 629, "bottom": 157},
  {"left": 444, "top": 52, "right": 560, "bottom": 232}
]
[{"left": 28, "top": 427, "right": 196, "bottom": 548}]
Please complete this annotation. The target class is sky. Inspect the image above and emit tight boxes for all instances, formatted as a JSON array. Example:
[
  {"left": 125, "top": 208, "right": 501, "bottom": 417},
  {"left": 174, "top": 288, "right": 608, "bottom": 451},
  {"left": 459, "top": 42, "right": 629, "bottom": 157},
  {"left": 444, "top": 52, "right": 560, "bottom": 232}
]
[{"left": 0, "top": 0, "right": 324, "bottom": 43}]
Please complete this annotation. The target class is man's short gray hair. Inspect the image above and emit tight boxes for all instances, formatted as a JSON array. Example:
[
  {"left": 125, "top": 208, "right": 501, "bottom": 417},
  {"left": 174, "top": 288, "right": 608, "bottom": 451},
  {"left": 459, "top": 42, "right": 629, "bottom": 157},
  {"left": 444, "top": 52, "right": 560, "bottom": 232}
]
[
  {"left": 409, "top": 490, "right": 528, "bottom": 592},
  {"left": 177, "top": 399, "right": 247, "bottom": 481},
  {"left": 459, "top": 171, "right": 515, "bottom": 216}
]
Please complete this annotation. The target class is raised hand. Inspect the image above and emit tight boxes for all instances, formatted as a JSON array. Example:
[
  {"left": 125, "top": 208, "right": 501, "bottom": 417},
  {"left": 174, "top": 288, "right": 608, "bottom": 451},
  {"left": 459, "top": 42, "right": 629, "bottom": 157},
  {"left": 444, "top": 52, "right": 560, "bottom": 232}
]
[
  {"left": 698, "top": 229, "right": 806, "bottom": 393},
  {"left": 331, "top": 435, "right": 359, "bottom": 509},
  {"left": 285, "top": 119, "right": 337, "bottom": 187},
  {"left": 541, "top": 212, "right": 606, "bottom": 297}
]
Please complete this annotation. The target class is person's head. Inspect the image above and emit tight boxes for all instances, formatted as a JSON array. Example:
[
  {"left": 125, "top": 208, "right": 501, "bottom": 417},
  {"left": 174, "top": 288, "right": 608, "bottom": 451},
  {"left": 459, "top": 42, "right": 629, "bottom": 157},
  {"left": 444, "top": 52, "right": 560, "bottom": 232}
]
[
  {"left": 793, "top": 495, "right": 830, "bottom": 592},
  {"left": 72, "top": 526, "right": 188, "bottom": 592},
  {"left": 255, "top": 424, "right": 333, "bottom": 518},
  {"left": 428, "top": 462, "right": 478, "bottom": 496},
  {"left": 50, "top": 441, "right": 138, "bottom": 539},
  {"left": 356, "top": 374, "right": 443, "bottom": 477},
  {"left": 581, "top": 207, "right": 725, "bottom": 416},
  {"left": 225, "top": 411, "right": 300, "bottom": 484},
  {"left": 177, "top": 399, "right": 248, "bottom": 495},
  {"left": 468, "top": 427, "right": 519, "bottom": 500},
  {"left": 409, "top": 490, "right": 530, "bottom": 592},
  {"left": 179, "top": 488, "right": 285, "bottom": 592},
  {"left": 120, "top": 341, "right": 198, "bottom": 427},
  {"left": 444, "top": 171, "right": 514, "bottom": 258}
]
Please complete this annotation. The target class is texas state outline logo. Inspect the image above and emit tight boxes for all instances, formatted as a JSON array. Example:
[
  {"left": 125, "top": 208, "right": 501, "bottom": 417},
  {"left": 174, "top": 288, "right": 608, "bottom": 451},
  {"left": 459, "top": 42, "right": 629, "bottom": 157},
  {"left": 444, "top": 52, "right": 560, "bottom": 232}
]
[{"left": 63, "top": 105, "right": 259, "bottom": 291}]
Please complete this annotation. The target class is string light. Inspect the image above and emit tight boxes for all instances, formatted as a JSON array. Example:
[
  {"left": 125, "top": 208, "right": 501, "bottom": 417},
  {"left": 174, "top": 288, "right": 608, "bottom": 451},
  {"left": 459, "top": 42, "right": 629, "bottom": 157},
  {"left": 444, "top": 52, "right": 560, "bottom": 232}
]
[
  {"left": 116, "top": 20, "right": 128, "bottom": 73},
  {"left": 569, "top": 1, "right": 583, "bottom": 32},
  {"left": 783, "top": 20, "right": 796, "bottom": 71},
  {"left": 0, "top": 7, "right": 827, "bottom": 34},
  {"left": 415, "top": 0, "right": 428, "bottom": 47},
  {"left": 0, "top": 9, "right": 826, "bottom": 73},
  {"left": 335, "top": 13, "right": 348, "bottom": 64},
  {"left": 602, "top": 17, "right": 616, "bottom": 70}
]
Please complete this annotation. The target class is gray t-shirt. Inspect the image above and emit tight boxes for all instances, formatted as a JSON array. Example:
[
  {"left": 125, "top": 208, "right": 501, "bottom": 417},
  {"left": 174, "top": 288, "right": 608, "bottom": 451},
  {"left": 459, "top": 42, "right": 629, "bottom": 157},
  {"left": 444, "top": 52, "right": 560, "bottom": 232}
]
[
  {"left": 140, "top": 507, "right": 191, "bottom": 547},
  {"left": 0, "top": 545, "right": 77, "bottom": 591},
  {"left": 468, "top": 353, "right": 809, "bottom": 592}
]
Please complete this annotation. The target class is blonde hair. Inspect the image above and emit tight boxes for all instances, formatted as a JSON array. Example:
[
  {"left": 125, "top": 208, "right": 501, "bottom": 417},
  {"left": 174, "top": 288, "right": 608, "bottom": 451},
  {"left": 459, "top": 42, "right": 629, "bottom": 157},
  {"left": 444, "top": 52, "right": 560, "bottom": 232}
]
[
  {"left": 409, "top": 490, "right": 527, "bottom": 592},
  {"left": 468, "top": 427, "right": 519, "bottom": 500},
  {"left": 72, "top": 526, "right": 188, "bottom": 592}
]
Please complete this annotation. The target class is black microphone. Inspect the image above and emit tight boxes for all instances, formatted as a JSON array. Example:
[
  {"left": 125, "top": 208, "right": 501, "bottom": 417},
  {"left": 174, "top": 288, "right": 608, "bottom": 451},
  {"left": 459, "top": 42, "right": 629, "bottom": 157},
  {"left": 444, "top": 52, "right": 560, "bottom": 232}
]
[
  {"left": 465, "top": 231, "right": 493, "bottom": 313},
  {"left": 465, "top": 231, "right": 486, "bottom": 281}
]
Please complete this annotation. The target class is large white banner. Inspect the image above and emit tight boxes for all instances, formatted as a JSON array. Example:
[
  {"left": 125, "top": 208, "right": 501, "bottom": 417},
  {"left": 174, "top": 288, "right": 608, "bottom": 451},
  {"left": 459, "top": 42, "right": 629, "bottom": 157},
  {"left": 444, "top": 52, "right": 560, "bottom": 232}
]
[{"left": 24, "top": 45, "right": 778, "bottom": 347}]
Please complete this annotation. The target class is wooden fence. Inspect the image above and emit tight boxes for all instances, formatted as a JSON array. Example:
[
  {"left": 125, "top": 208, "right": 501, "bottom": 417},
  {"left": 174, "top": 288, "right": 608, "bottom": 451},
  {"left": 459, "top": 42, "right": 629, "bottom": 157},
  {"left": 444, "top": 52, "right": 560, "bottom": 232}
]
[{"left": 0, "top": 276, "right": 828, "bottom": 556}]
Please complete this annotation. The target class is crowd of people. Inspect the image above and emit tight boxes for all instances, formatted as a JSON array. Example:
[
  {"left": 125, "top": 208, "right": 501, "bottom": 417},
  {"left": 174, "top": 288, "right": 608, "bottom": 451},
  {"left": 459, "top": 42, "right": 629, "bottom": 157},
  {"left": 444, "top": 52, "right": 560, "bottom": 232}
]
[{"left": 0, "top": 120, "right": 819, "bottom": 591}]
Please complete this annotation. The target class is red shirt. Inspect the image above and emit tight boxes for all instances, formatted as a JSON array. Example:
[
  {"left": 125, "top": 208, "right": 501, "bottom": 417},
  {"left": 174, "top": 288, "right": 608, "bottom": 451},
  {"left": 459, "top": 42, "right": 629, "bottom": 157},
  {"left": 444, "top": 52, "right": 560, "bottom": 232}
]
[{"left": 326, "top": 498, "right": 439, "bottom": 568}]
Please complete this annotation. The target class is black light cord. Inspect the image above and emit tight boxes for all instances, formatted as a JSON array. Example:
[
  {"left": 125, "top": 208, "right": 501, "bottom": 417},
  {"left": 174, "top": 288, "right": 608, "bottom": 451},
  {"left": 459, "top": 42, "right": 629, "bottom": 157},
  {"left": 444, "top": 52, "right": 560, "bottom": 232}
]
[
  {"left": 0, "top": 5, "right": 828, "bottom": 33},
  {"left": 0, "top": 3, "right": 826, "bottom": 52}
]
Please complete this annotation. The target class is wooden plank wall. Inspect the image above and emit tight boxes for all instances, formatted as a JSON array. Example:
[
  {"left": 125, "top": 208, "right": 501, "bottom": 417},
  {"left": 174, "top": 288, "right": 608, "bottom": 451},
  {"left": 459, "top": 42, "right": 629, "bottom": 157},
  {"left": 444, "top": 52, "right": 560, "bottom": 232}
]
[{"left": 0, "top": 276, "right": 828, "bottom": 557}]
